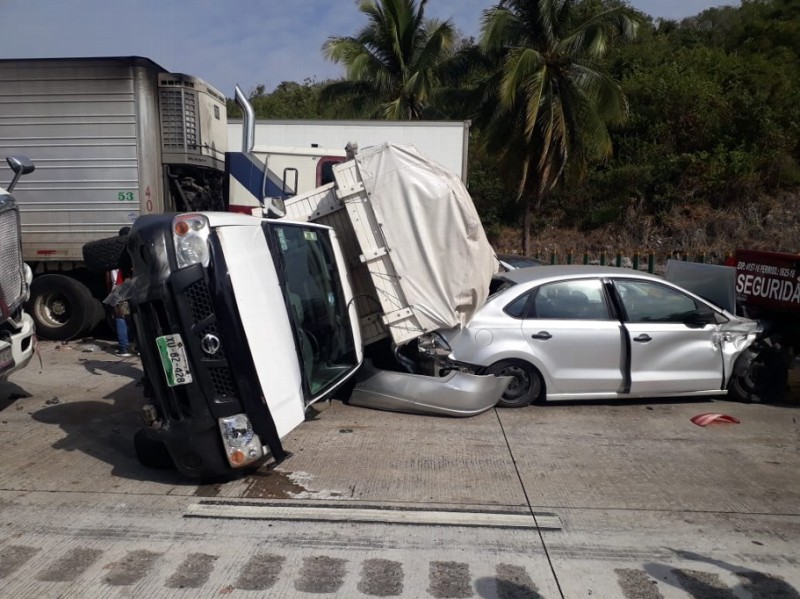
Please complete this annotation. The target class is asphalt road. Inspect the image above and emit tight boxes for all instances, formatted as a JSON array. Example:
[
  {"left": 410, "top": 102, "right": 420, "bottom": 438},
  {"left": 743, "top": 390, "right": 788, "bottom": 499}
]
[{"left": 1, "top": 340, "right": 799, "bottom": 598}]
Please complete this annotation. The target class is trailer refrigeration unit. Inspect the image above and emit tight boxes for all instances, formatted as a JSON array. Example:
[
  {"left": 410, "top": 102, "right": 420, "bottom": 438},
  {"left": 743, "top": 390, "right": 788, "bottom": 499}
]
[{"left": 0, "top": 57, "right": 228, "bottom": 340}]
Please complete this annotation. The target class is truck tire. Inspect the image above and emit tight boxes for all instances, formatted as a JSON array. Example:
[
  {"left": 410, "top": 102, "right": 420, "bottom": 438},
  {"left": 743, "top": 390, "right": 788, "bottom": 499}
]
[
  {"left": 134, "top": 428, "right": 176, "bottom": 470},
  {"left": 27, "top": 275, "right": 94, "bottom": 341},
  {"left": 728, "top": 343, "right": 789, "bottom": 403},
  {"left": 82, "top": 234, "right": 130, "bottom": 273}
]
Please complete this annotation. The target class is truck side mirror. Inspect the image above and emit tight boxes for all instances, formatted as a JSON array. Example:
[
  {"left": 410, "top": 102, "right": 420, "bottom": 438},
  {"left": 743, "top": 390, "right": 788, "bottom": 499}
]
[
  {"left": 6, "top": 155, "right": 35, "bottom": 192},
  {"left": 264, "top": 197, "right": 286, "bottom": 219}
]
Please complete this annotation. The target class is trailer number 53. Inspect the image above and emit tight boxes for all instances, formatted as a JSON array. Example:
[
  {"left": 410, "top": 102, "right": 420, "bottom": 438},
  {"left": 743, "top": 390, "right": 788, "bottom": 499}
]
[{"left": 117, "top": 191, "right": 136, "bottom": 201}]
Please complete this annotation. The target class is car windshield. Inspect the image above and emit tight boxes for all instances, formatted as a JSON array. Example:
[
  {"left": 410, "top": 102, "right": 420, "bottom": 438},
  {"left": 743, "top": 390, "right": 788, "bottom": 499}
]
[{"left": 265, "top": 223, "right": 358, "bottom": 398}]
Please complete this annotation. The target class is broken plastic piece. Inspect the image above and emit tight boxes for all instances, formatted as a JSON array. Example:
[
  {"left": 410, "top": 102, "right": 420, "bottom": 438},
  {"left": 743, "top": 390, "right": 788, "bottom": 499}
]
[{"left": 690, "top": 413, "right": 740, "bottom": 426}]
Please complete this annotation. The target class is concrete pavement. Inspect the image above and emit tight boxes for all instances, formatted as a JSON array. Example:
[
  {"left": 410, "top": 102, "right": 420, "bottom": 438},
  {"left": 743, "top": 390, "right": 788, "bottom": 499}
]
[{"left": 0, "top": 340, "right": 798, "bottom": 598}]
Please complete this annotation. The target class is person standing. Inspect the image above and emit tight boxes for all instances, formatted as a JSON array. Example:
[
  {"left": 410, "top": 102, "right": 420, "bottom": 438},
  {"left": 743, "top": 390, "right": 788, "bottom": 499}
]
[{"left": 110, "top": 226, "right": 133, "bottom": 357}]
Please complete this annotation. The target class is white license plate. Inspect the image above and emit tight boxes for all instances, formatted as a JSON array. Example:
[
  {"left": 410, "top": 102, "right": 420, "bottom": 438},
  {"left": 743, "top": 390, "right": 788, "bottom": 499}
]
[{"left": 156, "top": 334, "right": 193, "bottom": 387}]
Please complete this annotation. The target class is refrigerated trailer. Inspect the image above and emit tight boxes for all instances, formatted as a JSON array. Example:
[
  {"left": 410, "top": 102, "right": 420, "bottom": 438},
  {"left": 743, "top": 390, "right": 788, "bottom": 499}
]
[{"left": 0, "top": 57, "right": 228, "bottom": 340}]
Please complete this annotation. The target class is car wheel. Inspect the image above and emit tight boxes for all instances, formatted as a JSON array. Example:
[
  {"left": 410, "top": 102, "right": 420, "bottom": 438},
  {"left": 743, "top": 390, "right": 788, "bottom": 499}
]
[
  {"left": 728, "top": 345, "right": 789, "bottom": 403},
  {"left": 486, "top": 359, "right": 544, "bottom": 408}
]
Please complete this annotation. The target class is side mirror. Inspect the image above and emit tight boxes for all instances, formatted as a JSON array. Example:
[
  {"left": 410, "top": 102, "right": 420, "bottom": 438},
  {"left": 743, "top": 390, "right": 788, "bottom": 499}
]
[
  {"left": 6, "top": 155, "right": 35, "bottom": 192},
  {"left": 264, "top": 197, "right": 286, "bottom": 219},
  {"left": 684, "top": 307, "right": 717, "bottom": 328}
]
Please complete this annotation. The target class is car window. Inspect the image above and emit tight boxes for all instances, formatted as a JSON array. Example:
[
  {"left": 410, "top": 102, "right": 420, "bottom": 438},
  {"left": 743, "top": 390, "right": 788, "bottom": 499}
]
[
  {"left": 530, "top": 279, "right": 610, "bottom": 320},
  {"left": 503, "top": 291, "right": 532, "bottom": 318},
  {"left": 614, "top": 279, "right": 700, "bottom": 323}
]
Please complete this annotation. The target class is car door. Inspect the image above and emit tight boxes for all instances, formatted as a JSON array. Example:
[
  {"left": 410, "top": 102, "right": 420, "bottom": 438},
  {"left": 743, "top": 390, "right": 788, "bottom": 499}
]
[
  {"left": 612, "top": 278, "right": 724, "bottom": 395},
  {"left": 521, "top": 278, "right": 625, "bottom": 396}
]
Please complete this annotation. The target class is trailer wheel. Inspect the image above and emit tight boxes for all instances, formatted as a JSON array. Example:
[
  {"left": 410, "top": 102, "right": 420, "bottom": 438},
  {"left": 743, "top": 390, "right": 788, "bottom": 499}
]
[
  {"left": 729, "top": 344, "right": 789, "bottom": 403},
  {"left": 27, "top": 275, "right": 94, "bottom": 341},
  {"left": 82, "top": 234, "right": 131, "bottom": 273}
]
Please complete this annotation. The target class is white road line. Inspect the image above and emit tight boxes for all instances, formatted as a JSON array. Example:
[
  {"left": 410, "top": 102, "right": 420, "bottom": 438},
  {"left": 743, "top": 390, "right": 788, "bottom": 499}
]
[{"left": 185, "top": 503, "right": 563, "bottom": 530}]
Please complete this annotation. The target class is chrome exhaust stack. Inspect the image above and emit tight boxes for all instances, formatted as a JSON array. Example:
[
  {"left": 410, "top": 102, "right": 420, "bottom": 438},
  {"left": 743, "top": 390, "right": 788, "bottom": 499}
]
[{"left": 234, "top": 85, "right": 255, "bottom": 153}]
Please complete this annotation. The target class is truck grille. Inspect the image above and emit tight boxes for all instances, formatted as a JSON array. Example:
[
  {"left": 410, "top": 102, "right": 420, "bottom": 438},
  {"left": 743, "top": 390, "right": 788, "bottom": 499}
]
[
  {"left": 136, "top": 273, "right": 240, "bottom": 424},
  {"left": 0, "top": 204, "right": 24, "bottom": 312}
]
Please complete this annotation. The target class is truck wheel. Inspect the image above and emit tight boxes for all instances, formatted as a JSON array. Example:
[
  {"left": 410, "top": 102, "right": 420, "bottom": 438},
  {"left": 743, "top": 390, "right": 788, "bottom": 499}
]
[
  {"left": 82, "top": 234, "right": 130, "bottom": 273},
  {"left": 27, "top": 275, "right": 94, "bottom": 341},
  {"left": 729, "top": 345, "right": 789, "bottom": 403},
  {"left": 134, "top": 428, "right": 176, "bottom": 470}
]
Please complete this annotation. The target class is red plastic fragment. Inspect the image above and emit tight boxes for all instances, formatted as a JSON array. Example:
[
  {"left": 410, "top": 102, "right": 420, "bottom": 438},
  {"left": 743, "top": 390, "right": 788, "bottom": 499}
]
[{"left": 691, "top": 413, "right": 741, "bottom": 426}]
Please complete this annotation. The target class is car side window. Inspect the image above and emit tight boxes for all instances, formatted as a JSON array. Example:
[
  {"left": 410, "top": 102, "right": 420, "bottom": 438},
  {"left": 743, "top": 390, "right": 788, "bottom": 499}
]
[
  {"left": 503, "top": 291, "right": 532, "bottom": 319},
  {"left": 530, "top": 279, "right": 610, "bottom": 320},
  {"left": 614, "top": 279, "right": 700, "bottom": 323}
]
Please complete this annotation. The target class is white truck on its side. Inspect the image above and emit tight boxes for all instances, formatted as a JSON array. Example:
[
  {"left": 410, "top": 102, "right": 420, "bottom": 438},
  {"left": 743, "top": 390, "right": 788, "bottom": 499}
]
[{"left": 119, "top": 92, "right": 506, "bottom": 480}]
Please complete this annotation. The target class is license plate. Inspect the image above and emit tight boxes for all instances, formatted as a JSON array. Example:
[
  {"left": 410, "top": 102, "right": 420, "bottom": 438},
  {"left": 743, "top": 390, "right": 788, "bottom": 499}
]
[
  {"left": 156, "top": 334, "right": 193, "bottom": 387},
  {"left": 0, "top": 345, "right": 12, "bottom": 371}
]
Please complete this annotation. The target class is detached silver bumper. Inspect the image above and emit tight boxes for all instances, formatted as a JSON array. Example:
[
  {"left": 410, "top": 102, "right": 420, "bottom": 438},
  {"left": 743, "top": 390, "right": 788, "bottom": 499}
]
[{"left": 348, "top": 363, "right": 511, "bottom": 417}]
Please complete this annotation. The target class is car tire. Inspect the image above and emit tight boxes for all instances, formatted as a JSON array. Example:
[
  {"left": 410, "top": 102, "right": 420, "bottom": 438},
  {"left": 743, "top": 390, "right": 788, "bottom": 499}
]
[
  {"left": 27, "top": 274, "right": 94, "bottom": 341},
  {"left": 728, "top": 344, "right": 789, "bottom": 403},
  {"left": 486, "top": 359, "right": 544, "bottom": 408},
  {"left": 134, "top": 428, "right": 176, "bottom": 470}
]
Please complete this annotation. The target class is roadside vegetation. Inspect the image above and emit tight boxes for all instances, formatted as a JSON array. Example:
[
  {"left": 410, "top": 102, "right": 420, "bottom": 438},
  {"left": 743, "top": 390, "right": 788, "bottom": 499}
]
[{"left": 227, "top": 0, "right": 800, "bottom": 259}]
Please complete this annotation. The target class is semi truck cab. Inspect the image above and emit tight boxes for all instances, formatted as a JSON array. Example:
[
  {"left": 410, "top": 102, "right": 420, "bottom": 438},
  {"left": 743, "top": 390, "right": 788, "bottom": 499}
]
[
  {"left": 125, "top": 211, "right": 362, "bottom": 479},
  {"left": 0, "top": 156, "right": 36, "bottom": 381}
]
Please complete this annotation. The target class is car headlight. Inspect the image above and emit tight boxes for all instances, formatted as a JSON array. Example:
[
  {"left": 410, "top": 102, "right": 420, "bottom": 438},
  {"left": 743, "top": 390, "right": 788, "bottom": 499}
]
[
  {"left": 172, "top": 214, "right": 210, "bottom": 268},
  {"left": 218, "top": 413, "right": 264, "bottom": 468}
]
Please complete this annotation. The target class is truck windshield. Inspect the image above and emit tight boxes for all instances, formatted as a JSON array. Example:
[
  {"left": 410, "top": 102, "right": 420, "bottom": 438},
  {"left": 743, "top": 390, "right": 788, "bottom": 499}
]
[{"left": 265, "top": 223, "right": 358, "bottom": 398}]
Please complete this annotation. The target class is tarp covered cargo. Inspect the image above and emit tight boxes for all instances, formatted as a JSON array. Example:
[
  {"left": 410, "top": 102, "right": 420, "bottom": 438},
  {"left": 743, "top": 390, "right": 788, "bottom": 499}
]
[{"left": 285, "top": 143, "right": 498, "bottom": 346}]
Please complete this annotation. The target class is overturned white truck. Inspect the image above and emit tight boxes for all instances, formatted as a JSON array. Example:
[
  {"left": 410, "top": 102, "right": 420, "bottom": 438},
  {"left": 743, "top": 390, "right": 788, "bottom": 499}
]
[{"left": 124, "top": 142, "right": 508, "bottom": 479}]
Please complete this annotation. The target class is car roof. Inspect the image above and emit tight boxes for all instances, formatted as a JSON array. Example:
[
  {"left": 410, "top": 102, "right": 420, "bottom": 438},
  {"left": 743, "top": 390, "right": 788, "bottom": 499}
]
[{"left": 500, "top": 265, "right": 665, "bottom": 285}]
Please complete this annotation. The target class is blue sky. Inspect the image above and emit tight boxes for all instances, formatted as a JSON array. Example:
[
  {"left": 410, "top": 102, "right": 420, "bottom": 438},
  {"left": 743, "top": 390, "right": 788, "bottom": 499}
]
[{"left": 2, "top": 0, "right": 737, "bottom": 98}]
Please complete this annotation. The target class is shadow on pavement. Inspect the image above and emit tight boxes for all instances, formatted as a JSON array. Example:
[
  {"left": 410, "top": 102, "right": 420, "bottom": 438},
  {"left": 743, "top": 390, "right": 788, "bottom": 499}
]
[
  {"left": 644, "top": 548, "right": 800, "bottom": 598},
  {"left": 30, "top": 359, "right": 191, "bottom": 486},
  {"left": 0, "top": 380, "right": 32, "bottom": 412}
]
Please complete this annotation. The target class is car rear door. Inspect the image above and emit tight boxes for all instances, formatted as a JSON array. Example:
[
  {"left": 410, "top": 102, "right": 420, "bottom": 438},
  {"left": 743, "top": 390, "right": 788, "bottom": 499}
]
[
  {"left": 611, "top": 278, "right": 724, "bottom": 395},
  {"left": 521, "top": 278, "right": 625, "bottom": 395}
]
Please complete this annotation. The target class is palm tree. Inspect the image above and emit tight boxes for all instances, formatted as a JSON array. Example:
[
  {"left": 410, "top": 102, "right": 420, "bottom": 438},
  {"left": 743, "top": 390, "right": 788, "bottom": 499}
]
[
  {"left": 478, "top": 0, "right": 640, "bottom": 252},
  {"left": 320, "top": 0, "right": 456, "bottom": 119}
]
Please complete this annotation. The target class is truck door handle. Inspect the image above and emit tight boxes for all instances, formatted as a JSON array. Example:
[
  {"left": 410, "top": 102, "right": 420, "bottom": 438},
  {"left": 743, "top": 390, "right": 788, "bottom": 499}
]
[
  {"left": 531, "top": 331, "right": 552, "bottom": 340},
  {"left": 633, "top": 334, "right": 652, "bottom": 343}
]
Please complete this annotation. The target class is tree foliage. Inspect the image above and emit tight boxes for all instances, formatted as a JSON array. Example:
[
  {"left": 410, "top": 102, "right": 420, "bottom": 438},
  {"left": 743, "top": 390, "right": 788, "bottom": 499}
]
[
  {"left": 227, "top": 0, "right": 800, "bottom": 249},
  {"left": 319, "top": 0, "right": 457, "bottom": 119}
]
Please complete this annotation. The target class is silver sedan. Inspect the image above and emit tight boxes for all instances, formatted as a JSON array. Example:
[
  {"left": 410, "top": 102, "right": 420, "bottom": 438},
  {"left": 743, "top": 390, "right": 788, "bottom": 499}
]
[{"left": 438, "top": 266, "right": 759, "bottom": 407}]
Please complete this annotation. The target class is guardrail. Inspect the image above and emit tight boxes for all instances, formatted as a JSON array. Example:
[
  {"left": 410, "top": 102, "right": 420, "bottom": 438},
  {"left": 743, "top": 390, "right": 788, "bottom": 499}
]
[{"left": 530, "top": 250, "right": 730, "bottom": 274}]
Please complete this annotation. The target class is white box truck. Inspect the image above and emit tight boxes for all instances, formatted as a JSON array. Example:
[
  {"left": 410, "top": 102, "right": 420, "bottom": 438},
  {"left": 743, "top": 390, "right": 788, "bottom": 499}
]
[{"left": 224, "top": 119, "right": 470, "bottom": 214}]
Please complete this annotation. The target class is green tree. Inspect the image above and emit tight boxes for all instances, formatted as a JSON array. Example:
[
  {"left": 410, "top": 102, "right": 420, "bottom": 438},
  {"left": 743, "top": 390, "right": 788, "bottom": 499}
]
[
  {"left": 320, "top": 0, "right": 456, "bottom": 119},
  {"left": 478, "top": 0, "right": 640, "bottom": 252}
]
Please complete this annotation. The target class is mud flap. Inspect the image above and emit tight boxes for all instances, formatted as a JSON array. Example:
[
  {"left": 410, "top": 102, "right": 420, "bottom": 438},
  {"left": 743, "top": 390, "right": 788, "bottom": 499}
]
[{"left": 348, "top": 362, "right": 512, "bottom": 417}]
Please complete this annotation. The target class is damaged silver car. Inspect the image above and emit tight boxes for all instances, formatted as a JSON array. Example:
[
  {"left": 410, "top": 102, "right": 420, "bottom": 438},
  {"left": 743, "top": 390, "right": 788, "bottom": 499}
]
[{"left": 433, "top": 266, "right": 760, "bottom": 407}]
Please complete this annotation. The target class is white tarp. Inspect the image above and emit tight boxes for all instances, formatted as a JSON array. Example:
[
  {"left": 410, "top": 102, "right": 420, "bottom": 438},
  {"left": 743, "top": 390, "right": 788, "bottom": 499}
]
[{"left": 354, "top": 143, "right": 498, "bottom": 334}]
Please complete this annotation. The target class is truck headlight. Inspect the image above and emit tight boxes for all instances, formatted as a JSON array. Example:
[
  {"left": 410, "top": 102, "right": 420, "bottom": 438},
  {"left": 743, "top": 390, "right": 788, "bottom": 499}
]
[
  {"left": 218, "top": 413, "right": 263, "bottom": 468},
  {"left": 172, "top": 214, "right": 210, "bottom": 269},
  {"left": 23, "top": 263, "right": 32, "bottom": 301}
]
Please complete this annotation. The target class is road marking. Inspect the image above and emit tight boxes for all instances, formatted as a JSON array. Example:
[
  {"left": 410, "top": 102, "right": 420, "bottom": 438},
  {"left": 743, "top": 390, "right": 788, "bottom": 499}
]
[{"left": 185, "top": 501, "right": 562, "bottom": 530}]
